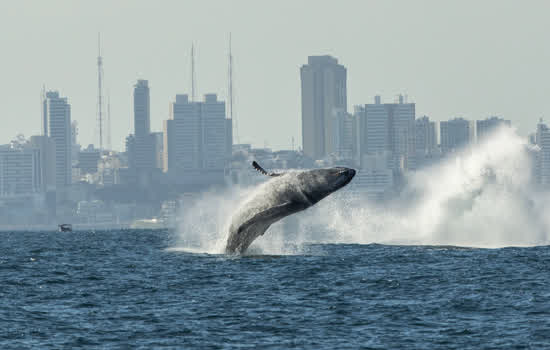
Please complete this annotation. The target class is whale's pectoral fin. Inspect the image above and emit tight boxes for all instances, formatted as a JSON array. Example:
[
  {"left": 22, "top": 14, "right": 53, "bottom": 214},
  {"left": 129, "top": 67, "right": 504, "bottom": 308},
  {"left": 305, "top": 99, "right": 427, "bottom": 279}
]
[
  {"left": 252, "top": 161, "right": 283, "bottom": 177},
  {"left": 239, "top": 202, "right": 306, "bottom": 236}
]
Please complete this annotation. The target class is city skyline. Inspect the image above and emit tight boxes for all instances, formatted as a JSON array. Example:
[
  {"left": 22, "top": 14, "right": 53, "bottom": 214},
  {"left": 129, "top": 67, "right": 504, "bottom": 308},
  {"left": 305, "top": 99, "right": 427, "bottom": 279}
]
[
  {"left": 1, "top": 1, "right": 550, "bottom": 151},
  {"left": 2, "top": 4, "right": 549, "bottom": 347}
]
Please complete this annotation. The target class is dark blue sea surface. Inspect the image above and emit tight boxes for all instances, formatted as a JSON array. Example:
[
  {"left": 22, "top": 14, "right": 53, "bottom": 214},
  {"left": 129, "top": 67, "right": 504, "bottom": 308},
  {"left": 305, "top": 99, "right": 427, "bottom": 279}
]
[{"left": 1, "top": 229, "right": 550, "bottom": 349}]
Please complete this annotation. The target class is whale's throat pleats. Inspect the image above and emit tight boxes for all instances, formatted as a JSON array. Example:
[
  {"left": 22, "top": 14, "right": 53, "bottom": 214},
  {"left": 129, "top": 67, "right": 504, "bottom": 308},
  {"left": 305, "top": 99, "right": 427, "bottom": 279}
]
[{"left": 238, "top": 201, "right": 307, "bottom": 235}]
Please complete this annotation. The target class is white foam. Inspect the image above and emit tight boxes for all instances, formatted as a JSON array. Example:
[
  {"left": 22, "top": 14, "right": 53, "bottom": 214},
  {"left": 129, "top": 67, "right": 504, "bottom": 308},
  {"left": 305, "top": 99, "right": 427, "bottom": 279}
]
[{"left": 171, "top": 127, "right": 550, "bottom": 254}]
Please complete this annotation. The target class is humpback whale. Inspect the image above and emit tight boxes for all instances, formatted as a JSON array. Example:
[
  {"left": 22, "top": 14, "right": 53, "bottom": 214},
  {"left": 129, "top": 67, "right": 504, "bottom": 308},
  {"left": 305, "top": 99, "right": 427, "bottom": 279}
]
[{"left": 225, "top": 161, "right": 356, "bottom": 254}]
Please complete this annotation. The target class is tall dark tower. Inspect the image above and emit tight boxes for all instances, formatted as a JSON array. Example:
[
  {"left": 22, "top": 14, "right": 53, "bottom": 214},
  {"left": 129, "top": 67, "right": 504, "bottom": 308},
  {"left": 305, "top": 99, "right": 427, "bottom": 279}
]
[
  {"left": 133, "top": 80, "right": 154, "bottom": 169},
  {"left": 300, "top": 56, "right": 347, "bottom": 160},
  {"left": 45, "top": 91, "right": 72, "bottom": 187}
]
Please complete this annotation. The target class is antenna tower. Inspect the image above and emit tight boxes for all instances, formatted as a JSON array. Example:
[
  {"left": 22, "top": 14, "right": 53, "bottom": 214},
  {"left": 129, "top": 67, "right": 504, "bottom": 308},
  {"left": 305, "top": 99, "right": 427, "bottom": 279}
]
[
  {"left": 228, "top": 34, "right": 239, "bottom": 143},
  {"left": 96, "top": 33, "right": 104, "bottom": 150},
  {"left": 191, "top": 44, "right": 196, "bottom": 101},
  {"left": 41, "top": 84, "right": 47, "bottom": 136},
  {"left": 107, "top": 94, "right": 112, "bottom": 151}
]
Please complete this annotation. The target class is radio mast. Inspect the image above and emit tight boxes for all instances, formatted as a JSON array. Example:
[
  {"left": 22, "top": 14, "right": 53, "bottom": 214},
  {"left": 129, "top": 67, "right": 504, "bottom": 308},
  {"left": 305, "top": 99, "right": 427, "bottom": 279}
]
[
  {"left": 41, "top": 84, "right": 47, "bottom": 136},
  {"left": 96, "top": 33, "right": 104, "bottom": 150},
  {"left": 107, "top": 94, "right": 112, "bottom": 151},
  {"left": 191, "top": 44, "right": 196, "bottom": 101},
  {"left": 228, "top": 34, "right": 239, "bottom": 143}
]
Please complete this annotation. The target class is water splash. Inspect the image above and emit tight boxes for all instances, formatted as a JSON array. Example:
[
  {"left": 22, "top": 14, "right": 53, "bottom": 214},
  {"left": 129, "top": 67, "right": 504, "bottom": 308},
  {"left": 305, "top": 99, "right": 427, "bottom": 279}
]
[
  {"left": 172, "top": 127, "right": 550, "bottom": 254},
  {"left": 171, "top": 176, "right": 313, "bottom": 255},
  {"left": 305, "top": 127, "right": 549, "bottom": 248},
  {"left": 170, "top": 186, "right": 248, "bottom": 254}
]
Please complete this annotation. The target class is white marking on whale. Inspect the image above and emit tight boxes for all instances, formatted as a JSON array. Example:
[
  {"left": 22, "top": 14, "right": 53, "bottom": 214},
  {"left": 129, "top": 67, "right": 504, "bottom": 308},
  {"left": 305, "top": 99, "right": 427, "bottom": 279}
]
[{"left": 225, "top": 162, "right": 356, "bottom": 254}]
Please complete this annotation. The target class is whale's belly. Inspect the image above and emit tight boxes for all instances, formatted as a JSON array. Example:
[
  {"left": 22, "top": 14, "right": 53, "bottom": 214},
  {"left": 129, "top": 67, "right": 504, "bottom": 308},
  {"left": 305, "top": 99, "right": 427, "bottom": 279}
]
[{"left": 224, "top": 176, "right": 309, "bottom": 254}]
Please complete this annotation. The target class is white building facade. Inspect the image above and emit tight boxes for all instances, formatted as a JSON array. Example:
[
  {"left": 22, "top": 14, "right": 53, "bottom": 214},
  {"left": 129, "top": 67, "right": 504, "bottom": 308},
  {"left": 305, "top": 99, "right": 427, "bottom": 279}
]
[
  {"left": 364, "top": 95, "right": 416, "bottom": 171},
  {"left": 164, "top": 94, "right": 230, "bottom": 186}
]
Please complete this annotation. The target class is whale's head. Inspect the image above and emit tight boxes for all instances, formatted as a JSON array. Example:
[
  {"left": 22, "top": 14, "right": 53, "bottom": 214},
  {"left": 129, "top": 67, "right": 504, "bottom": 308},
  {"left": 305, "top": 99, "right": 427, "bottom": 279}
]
[{"left": 297, "top": 167, "right": 356, "bottom": 204}]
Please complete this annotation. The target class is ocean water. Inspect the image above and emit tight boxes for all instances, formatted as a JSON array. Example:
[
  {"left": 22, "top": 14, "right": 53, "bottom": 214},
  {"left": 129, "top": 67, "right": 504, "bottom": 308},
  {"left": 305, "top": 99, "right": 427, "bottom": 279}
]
[{"left": 2, "top": 229, "right": 550, "bottom": 349}]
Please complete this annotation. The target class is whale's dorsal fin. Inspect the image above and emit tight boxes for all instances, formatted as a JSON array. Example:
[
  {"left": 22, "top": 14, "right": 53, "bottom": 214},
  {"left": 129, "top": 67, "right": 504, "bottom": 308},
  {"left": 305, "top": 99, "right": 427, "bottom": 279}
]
[{"left": 252, "top": 161, "right": 282, "bottom": 177}]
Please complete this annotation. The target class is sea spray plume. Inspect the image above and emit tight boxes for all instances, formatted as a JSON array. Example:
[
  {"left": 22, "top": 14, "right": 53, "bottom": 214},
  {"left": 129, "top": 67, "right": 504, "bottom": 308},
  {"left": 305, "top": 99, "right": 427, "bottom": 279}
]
[
  {"left": 172, "top": 182, "right": 310, "bottom": 255},
  {"left": 225, "top": 162, "right": 356, "bottom": 254},
  {"left": 303, "top": 126, "right": 550, "bottom": 248},
  {"left": 402, "top": 126, "right": 547, "bottom": 247},
  {"left": 173, "top": 186, "right": 255, "bottom": 254},
  {"left": 174, "top": 127, "right": 550, "bottom": 253}
]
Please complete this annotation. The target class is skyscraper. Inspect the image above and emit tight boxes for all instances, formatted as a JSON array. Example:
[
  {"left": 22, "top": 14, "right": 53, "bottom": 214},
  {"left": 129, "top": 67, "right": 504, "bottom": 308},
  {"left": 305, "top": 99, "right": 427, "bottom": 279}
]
[
  {"left": 44, "top": 91, "right": 72, "bottom": 188},
  {"left": 391, "top": 95, "right": 416, "bottom": 170},
  {"left": 30, "top": 135, "right": 56, "bottom": 192},
  {"left": 364, "top": 97, "right": 391, "bottom": 155},
  {"left": 125, "top": 134, "right": 136, "bottom": 169},
  {"left": 332, "top": 111, "right": 356, "bottom": 160},
  {"left": 415, "top": 116, "right": 437, "bottom": 155},
  {"left": 0, "top": 142, "right": 41, "bottom": 196},
  {"left": 164, "top": 94, "right": 230, "bottom": 186},
  {"left": 301, "top": 55, "right": 347, "bottom": 160},
  {"left": 132, "top": 80, "right": 155, "bottom": 170},
  {"left": 476, "top": 116, "right": 511, "bottom": 141},
  {"left": 415, "top": 116, "right": 438, "bottom": 168},
  {"left": 440, "top": 118, "right": 471, "bottom": 153},
  {"left": 353, "top": 105, "right": 368, "bottom": 164},
  {"left": 363, "top": 95, "right": 416, "bottom": 171},
  {"left": 151, "top": 132, "right": 164, "bottom": 170},
  {"left": 78, "top": 145, "right": 101, "bottom": 175},
  {"left": 202, "top": 94, "right": 229, "bottom": 170},
  {"left": 536, "top": 120, "right": 550, "bottom": 185}
]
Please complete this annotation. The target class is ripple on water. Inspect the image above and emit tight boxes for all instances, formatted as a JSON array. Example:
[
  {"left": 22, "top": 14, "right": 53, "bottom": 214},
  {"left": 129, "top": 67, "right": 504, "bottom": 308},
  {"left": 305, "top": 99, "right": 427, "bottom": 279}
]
[{"left": 0, "top": 230, "right": 549, "bottom": 349}]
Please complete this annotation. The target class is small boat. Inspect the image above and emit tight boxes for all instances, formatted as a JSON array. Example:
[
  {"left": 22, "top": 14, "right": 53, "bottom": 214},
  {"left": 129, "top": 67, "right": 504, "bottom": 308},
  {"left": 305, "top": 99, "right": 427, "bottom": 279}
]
[{"left": 58, "top": 224, "right": 72, "bottom": 232}]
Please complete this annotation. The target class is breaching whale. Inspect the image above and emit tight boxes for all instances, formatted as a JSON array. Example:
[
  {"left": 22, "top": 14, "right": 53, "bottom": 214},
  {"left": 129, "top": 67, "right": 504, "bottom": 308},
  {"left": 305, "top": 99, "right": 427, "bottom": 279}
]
[{"left": 225, "top": 161, "right": 356, "bottom": 254}]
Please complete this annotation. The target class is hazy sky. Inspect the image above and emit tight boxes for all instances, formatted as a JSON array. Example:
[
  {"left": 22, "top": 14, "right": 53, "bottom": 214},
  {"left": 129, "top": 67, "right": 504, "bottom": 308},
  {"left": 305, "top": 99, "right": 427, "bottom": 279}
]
[{"left": 1, "top": 0, "right": 549, "bottom": 151}]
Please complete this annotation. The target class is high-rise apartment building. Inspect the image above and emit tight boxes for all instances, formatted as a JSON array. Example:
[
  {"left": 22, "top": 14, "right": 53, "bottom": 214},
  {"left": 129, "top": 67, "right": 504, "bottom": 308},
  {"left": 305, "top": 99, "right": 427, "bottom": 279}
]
[
  {"left": 0, "top": 142, "right": 41, "bottom": 196},
  {"left": 301, "top": 55, "right": 347, "bottom": 160},
  {"left": 132, "top": 80, "right": 155, "bottom": 170},
  {"left": 44, "top": 91, "right": 72, "bottom": 188},
  {"left": 125, "top": 134, "right": 135, "bottom": 169},
  {"left": 332, "top": 111, "right": 356, "bottom": 160},
  {"left": 151, "top": 132, "right": 164, "bottom": 170},
  {"left": 163, "top": 94, "right": 231, "bottom": 186},
  {"left": 78, "top": 145, "right": 101, "bottom": 175},
  {"left": 353, "top": 105, "right": 368, "bottom": 166},
  {"left": 476, "top": 116, "right": 511, "bottom": 141},
  {"left": 202, "top": 94, "right": 228, "bottom": 170},
  {"left": 440, "top": 118, "right": 471, "bottom": 153},
  {"left": 29, "top": 135, "right": 56, "bottom": 192},
  {"left": 362, "top": 95, "right": 416, "bottom": 171},
  {"left": 392, "top": 96, "right": 416, "bottom": 170},
  {"left": 71, "top": 120, "right": 81, "bottom": 167},
  {"left": 415, "top": 116, "right": 437, "bottom": 155},
  {"left": 536, "top": 120, "right": 550, "bottom": 185},
  {"left": 364, "top": 97, "right": 391, "bottom": 155}
]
